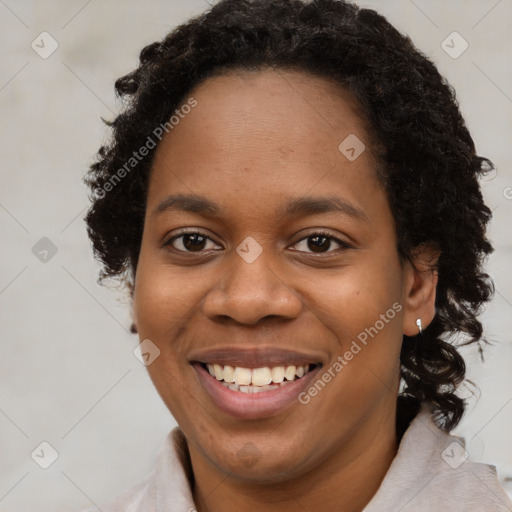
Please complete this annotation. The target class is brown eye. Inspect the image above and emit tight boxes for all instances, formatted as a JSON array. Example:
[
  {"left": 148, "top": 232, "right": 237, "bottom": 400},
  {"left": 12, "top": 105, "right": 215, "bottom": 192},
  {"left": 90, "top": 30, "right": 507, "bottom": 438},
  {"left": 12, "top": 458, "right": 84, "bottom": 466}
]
[
  {"left": 308, "top": 235, "right": 331, "bottom": 253},
  {"left": 292, "top": 232, "right": 350, "bottom": 254},
  {"left": 182, "top": 233, "right": 207, "bottom": 251},
  {"left": 165, "top": 232, "right": 220, "bottom": 253}
]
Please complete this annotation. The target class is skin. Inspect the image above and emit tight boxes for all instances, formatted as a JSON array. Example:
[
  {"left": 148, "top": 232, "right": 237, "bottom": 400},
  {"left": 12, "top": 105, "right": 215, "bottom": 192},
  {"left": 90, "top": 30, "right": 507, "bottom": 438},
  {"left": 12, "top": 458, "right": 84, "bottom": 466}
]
[{"left": 132, "top": 68, "right": 438, "bottom": 512}]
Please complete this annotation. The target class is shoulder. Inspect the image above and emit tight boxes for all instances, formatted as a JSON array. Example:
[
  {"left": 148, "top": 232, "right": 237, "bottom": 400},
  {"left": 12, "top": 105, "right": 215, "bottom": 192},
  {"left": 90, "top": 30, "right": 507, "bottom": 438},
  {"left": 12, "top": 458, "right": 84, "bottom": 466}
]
[
  {"left": 80, "top": 477, "right": 150, "bottom": 512},
  {"left": 425, "top": 458, "right": 511, "bottom": 511},
  {"left": 80, "top": 427, "right": 196, "bottom": 512},
  {"left": 364, "top": 405, "right": 512, "bottom": 511}
]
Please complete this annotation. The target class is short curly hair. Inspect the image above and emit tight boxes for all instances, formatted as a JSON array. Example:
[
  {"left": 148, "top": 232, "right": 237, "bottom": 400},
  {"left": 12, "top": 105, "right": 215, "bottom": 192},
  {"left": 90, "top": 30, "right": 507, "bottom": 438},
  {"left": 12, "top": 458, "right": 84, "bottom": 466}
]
[{"left": 84, "top": 0, "right": 495, "bottom": 431}]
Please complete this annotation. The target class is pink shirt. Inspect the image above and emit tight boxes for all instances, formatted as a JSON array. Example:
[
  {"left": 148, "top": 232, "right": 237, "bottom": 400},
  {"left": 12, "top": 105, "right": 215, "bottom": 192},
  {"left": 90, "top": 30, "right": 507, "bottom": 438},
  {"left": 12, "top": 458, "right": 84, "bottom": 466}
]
[{"left": 85, "top": 407, "right": 512, "bottom": 511}]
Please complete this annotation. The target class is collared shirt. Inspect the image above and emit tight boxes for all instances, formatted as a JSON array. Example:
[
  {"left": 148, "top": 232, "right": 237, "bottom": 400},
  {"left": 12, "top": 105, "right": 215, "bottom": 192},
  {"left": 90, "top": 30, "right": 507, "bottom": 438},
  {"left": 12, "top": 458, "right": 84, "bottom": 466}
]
[{"left": 85, "top": 407, "right": 512, "bottom": 511}]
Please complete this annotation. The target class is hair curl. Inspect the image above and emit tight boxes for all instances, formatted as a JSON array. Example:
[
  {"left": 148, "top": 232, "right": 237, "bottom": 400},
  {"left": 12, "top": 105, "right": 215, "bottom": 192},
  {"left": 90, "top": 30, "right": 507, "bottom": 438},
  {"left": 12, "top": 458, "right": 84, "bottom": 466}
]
[{"left": 84, "top": 0, "right": 495, "bottom": 431}]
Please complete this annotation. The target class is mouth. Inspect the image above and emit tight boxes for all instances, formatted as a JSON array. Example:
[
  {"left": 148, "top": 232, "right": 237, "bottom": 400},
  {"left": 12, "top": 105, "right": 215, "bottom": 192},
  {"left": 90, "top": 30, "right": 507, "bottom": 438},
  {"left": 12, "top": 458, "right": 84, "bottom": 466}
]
[
  {"left": 199, "top": 362, "right": 320, "bottom": 393},
  {"left": 191, "top": 353, "right": 323, "bottom": 419}
]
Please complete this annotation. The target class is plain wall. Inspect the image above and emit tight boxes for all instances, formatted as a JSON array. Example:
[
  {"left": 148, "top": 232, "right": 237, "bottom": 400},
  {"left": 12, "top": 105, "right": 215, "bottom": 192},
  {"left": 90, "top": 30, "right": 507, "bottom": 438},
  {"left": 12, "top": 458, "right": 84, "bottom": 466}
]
[{"left": 1, "top": 1, "right": 511, "bottom": 510}]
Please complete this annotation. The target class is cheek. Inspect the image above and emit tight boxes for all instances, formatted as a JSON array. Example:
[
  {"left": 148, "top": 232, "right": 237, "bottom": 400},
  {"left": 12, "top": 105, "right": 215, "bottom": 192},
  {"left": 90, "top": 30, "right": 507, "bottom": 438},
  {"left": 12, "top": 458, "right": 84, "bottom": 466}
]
[
  {"left": 303, "top": 253, "right": 404, "bottom": 394},
  {"left": 299, "top": 288, "right": 403, "bottom": 441},
  {"left": 133, "top": 246, "right": 206, "bottom": 339},
  {"left": 132, "top": 252, "right": 189, "bottom": 374},
  {"left": 306, "top": 254, "right": 403, "bottom": 340},
  {"left": 132, "top": 259, "right": 199, "bottom": 423}
]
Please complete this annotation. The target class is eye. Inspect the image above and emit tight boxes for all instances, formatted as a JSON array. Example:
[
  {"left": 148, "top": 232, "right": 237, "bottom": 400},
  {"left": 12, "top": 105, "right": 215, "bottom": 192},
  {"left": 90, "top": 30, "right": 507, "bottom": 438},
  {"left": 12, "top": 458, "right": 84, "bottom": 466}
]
[
  {"left": 163, "top": 230, "right": 351, "bottom": 255},
  {"left": 163, "top": 231, "right": 221, "bottom": 253},
  {"left": 291, "top": 232, "right": 351, "bottom": 254}
]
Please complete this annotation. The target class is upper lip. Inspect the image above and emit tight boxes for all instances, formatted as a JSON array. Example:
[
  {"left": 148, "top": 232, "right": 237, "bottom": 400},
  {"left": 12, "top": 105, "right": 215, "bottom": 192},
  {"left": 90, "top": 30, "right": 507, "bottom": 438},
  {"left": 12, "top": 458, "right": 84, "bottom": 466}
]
[{"left": 189, "top": 346, "right": 325, "bottom": 368}]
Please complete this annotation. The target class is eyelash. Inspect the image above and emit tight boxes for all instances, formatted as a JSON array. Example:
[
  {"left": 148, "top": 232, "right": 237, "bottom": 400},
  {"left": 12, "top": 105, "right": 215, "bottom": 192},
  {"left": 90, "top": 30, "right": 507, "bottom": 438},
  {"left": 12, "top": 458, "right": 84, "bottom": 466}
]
[{"left": 163, "top": 229, "right": 351, "bottom": 255}]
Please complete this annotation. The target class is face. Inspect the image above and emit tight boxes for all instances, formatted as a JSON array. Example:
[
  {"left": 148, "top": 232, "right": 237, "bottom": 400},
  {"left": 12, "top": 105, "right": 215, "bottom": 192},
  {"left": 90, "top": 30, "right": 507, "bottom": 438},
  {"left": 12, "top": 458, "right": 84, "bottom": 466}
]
[{"left": 132, "top": 68, "right": 434, "bottom": 483}]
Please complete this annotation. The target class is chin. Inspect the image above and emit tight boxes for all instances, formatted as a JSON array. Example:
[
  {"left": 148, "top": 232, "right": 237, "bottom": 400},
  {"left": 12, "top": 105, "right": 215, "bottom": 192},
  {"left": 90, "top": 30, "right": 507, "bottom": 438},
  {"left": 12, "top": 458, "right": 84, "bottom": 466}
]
[{"left": 206, "top": 438, "right": 311, "bottom": 483}]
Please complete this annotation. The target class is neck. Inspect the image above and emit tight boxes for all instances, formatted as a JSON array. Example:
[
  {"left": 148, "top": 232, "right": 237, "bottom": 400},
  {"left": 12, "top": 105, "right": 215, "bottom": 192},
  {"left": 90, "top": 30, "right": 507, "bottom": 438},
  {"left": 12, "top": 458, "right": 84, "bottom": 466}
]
[{"left": 190, "top": 405, "right": 398, "bottom": 512}]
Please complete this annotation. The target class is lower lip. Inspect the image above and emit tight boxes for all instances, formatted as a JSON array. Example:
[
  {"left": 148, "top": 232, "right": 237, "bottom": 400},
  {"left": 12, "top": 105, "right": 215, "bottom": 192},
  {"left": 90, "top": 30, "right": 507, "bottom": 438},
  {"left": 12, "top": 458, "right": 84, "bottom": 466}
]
[{"left": 193, "top": 363, "right": 322, "bottom": 419}]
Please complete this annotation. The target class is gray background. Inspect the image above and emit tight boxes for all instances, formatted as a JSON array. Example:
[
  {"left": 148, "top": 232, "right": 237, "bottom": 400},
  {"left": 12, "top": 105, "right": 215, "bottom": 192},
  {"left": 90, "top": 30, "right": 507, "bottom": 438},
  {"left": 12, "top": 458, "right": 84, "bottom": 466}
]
[{"left": 0, "top": 0, "right": 511, "bottom": 510}]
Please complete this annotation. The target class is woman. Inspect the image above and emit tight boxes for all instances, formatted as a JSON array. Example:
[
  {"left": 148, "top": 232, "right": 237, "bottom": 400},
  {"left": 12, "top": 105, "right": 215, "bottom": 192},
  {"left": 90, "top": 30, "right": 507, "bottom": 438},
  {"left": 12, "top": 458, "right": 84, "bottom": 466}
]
[{"left": 83, "top": 0, "right": 512, "bottom": 510}]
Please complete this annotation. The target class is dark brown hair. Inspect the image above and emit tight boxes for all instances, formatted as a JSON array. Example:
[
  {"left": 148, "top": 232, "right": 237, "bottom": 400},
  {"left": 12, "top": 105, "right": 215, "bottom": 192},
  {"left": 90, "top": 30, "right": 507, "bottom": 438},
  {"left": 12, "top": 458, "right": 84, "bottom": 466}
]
[{"left": 84, "top": 0, "right": 495, "bottom": 431}]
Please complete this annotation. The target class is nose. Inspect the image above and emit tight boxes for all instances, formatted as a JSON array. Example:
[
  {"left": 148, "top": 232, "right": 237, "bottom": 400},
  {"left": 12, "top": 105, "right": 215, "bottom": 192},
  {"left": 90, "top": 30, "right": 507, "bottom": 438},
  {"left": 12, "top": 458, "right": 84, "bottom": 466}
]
[{"left": 201, "top": 249, "right": 302, "bottom": 325}]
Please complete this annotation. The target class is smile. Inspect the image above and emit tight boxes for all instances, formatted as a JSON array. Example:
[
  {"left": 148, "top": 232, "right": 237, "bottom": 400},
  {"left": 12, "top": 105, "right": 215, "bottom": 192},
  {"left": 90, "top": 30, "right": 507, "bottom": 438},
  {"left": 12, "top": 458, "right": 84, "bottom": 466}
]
[
  {"left": 203, "top": 363, "right": 316, "bottom": 393},
  {"left": 192, "top": 360, "right": 323, "bottom": 419}
]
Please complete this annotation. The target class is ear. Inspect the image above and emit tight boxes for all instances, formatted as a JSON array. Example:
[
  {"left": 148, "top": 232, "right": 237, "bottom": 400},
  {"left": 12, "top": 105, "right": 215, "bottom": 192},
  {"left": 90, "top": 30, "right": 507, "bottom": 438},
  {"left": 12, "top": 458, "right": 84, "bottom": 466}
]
[{"left": 402, "top": 244, "right": 440, "bottom": 336}]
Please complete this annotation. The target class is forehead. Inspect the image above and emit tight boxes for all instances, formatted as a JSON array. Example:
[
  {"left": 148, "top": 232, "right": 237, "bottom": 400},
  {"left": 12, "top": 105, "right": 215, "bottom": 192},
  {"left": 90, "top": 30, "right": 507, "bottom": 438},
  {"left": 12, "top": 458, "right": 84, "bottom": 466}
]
[
  {"left": 181, "top": 67, "right": 369, "bottom": 140},
  {"left": 147, "top": 67, "right": 383, "bottom": 219}
]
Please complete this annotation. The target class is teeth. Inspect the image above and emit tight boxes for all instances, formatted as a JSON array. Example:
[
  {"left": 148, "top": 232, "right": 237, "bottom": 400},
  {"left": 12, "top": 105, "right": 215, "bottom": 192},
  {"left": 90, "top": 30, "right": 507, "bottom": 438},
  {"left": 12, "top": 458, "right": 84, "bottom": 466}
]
[
  {"left": 233, "top": 367, "right": 252, "bottom": 386},
  {"left": 251, "top": 367, "right": 272, "bottom": 386},
  {"left": 271, "top": 366, "right": 285, "bottom": 383},
  {"left": 205, "top": 363, "right": 313, "bottom": 386},
  {"left": 223, "top": 365, "right": 235, "bottom": 383},
  {"left": 221, "top": 382, "right": 281, "bottom": 393},
  {"left": 214, "top": 364, "right": 223, "bottom": 380},
  {"left": 284, "top": 365, "right": 296, "bottom": 380}
]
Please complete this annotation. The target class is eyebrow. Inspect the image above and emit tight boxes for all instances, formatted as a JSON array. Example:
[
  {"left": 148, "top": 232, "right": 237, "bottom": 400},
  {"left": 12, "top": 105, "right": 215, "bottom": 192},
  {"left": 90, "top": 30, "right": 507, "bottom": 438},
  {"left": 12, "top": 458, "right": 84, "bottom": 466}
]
[{"left": 153, "top": 193, "right": 369, "bottom": 223}]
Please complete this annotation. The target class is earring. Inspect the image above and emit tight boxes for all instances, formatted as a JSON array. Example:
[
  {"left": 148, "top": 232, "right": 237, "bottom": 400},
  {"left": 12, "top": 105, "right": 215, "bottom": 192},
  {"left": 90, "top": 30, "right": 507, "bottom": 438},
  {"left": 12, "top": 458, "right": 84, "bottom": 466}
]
[{"left": 416, "top": 318, "right": 422, "bottom": 334}]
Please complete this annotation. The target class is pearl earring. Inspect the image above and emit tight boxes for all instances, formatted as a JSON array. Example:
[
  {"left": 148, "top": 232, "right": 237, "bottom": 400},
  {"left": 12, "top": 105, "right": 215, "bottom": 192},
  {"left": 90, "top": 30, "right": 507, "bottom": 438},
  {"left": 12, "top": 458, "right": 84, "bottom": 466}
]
[{"left": 416, "top": 318, "right": 422, "bottom": 334}]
